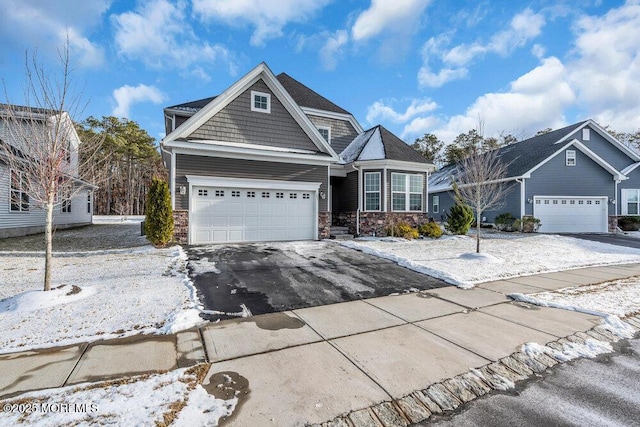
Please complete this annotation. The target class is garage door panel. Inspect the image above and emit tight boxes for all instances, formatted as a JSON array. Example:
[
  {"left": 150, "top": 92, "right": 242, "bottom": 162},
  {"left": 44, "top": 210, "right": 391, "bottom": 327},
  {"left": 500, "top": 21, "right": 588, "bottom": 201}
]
[
  {"left": 191, "top": 185, "right": 316, "bottom": 244},
  {"left": 534, "top": 197, "right": 607, "bottom": 233}
]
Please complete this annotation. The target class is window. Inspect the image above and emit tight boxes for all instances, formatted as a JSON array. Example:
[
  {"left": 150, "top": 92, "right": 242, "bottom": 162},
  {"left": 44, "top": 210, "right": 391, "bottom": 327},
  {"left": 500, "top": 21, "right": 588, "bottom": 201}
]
[
  {"left": 391, "top": 173, "right": 423, "bottom": 211},
  {"left": 262, "top": 192, "right": 270, "bottom": 198},
  {"left": 433, "top": 195, "right": 439, "bottom": 213},
  {"left": 582, "top": 128, "right": 591, "bottom": 141},
  {"left": 9, "top": 169, "right": 29, "bottom": 212},
  {"left": 231, "top": 191, "right": 240, "bottom": 197},
  {"left": 364, "top": 172, "right": 380, "bottom": 211},
  {"left": 276, "top": 192, "right": 284, "bottom": 199},
  {"left": 302, "top": 193, "right": 310, "bottom": 199},
  {"left": 247, "top": 191, "right": 255, "bottom": 198},
  {"left": 566, "top": 150, "right": 576, "bottom": 166},
  {"left": 317, "top": 126, "right": 331, "bottom": 144},
  {"left": 623, "top": 189, "right": 640, "bottom": 215},
  {"left": 290, "top": 193, "right": 298, "bottom": 199},
  {"left": 87, "top": 192, "right": 92, "bottom": 214},
  {"left": 251, "top": 91, "right": 271, "bottom": 113},
  {"left": 215, "top": 190, "right": 224, "bottom": 197},
  {"left": 198, "top": 189, "right": 208, "bottom": 196},
  {"left": 61, "top": 189, "right": 71, "bottom": 213}
]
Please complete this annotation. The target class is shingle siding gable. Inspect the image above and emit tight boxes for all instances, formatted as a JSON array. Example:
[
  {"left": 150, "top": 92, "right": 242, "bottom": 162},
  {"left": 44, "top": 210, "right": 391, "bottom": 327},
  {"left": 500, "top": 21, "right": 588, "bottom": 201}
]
[{"left": 188, "top": 80, "right": 318, "bottom": 152}]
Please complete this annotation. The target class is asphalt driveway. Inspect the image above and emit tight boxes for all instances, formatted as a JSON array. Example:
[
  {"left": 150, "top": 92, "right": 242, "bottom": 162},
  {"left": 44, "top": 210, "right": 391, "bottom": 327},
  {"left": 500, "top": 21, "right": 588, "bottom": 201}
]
[
  {"left": 565, "top": 233, "right": 640, "bottom": 249},
  {"left": 185, "top": 240, "right": 449, "bottom": 321}
]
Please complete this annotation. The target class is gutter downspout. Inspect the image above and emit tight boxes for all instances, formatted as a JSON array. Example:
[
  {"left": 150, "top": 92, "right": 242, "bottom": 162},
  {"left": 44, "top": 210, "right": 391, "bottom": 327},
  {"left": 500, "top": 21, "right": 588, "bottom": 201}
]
[
  {"left": 516, "top": 178, "right": 525, "bottom": 219},
  {"left": 356, "top": 165, "right": 362, "bottom": 236},
  {"left": 160, "top": 143, "right": 175, "bottom": 210}
]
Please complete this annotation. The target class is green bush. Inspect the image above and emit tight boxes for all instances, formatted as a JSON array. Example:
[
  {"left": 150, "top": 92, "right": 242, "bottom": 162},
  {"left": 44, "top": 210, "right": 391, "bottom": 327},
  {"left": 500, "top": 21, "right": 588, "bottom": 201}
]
[
  {"left": 445, "top": 183, "right": 474, "bottom": 235},
  {"left": 513, "top": 216, "right": 541, "bottom": 233},
  {"left": 145, "top": 178, "right": 174, "bottom": 246},
  {"left": 419, "top": 222, "right": 443, "bottom": 238},
  {"left": 386, "top": 222, "right": 419, "bottom": 239},
  {"left": 617, "top": 216, "right": 640, "bottom": 231},
  {"left": 494, "top": 212, "right": 516, "bottom": 231}
]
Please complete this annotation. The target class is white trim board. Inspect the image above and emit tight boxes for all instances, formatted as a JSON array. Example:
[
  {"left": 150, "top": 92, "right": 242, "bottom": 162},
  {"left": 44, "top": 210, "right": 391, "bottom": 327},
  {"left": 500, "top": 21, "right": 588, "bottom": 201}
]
[{"left": 185, "top": 175, "right": 322, "bottom": 191}]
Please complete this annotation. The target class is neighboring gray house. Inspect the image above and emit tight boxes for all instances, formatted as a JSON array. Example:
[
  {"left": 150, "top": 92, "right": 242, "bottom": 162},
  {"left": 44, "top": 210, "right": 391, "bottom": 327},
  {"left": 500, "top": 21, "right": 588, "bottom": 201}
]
[
  {"left": 161, "top": 62, "right": 435, "bottom": 244},
  {"left": 428, "top": 120, "right": 640, "bottom": 233},
  {"left": 0, "top": 105, "right": 95, "bottom": 238}
]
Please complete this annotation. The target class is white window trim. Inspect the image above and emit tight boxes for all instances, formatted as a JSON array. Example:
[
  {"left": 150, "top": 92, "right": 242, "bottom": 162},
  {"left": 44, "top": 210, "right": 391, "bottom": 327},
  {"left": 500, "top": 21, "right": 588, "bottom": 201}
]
[
  {"left": 9, "top": 169, "right": 29, "bottom": 213},
  {"left": 364, "top": 172, "right": 381, "bottom": 211},
  {"left": 251, "top": 90, "right": 271, "bottom": 114},
  {"left": 433, "top": 195, "right": 439, "bottom": 213},
  {"left": 87, "top": 192, "right": 92, "bottom": 214},
  {"left": 621, "top": 189, "right": 640, "bottom": 215},
  {"left": 566, "top": 149, "right": 576, "bottom": 166},
  {"left": 391, "top": 172, "right": 423, "bottom": 212},
  {"left": 317, "top": 126, "right": 331, "bottom": 145}
]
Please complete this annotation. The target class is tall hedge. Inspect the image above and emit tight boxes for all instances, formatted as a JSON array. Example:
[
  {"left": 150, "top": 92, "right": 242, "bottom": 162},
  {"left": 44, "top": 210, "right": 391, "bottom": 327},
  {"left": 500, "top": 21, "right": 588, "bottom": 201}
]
[
  {"left": 145, "top": 178, "right": 174, "bottom": 246},
  {"left": 445, "top": 182, "right": 474, "bottom": 235}
]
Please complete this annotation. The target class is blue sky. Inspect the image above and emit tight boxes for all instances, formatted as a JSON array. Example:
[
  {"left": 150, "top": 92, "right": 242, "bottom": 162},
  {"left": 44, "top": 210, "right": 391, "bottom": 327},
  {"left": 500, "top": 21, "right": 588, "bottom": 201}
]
[{"left": 1, "top": 0, "right": 638, "bottom": 145}]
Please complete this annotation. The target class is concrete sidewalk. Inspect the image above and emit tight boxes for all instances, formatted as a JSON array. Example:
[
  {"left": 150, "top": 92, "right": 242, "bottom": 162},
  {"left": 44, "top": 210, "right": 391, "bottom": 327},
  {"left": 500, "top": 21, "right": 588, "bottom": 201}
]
[{"left": 2, "top": 264, "right": 640, "bottom": 426}]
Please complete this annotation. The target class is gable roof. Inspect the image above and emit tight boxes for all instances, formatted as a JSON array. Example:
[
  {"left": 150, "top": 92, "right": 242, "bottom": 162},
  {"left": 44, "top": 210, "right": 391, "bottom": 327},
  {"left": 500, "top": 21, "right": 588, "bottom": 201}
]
[
  {"left": 276, "top": 73, "right": 350, "bottom": 115},
  {"left": 165, "top": 97, "right": 216, "bottom": 113},
  {"left": 429, "top": 120, "right": 628, "bottom": 192},
  {"left": 162, "top": 63, "right": 339, "bottom": 161},
  {"left": 340, "top": 125, "right": 429, "bottom": 164}
]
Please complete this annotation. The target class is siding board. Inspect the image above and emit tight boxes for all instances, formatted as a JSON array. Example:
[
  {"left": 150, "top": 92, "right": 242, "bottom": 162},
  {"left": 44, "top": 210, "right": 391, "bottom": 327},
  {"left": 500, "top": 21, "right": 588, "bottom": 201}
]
[
  {"left": 175, "top": 154, "right": 329, "bottom": 211},
  {"left": 188, "top": 80, "right": 318, "bottom": 152},
  {"left": 306, "top": 115, "right": 358, "bottom": 154}
]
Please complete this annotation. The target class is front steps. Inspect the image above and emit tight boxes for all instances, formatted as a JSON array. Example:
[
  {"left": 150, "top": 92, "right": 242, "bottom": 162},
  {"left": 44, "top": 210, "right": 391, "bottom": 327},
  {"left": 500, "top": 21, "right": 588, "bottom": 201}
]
[{"left": 330, "top": 226, "right": 354, "bottom": 240}]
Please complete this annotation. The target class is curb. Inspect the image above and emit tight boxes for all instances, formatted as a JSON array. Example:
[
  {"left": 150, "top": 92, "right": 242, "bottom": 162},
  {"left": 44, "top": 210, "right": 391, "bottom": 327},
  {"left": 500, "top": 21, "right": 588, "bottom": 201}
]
[{"left": 312, "top": 314, "right": 640, "bottom": 427}]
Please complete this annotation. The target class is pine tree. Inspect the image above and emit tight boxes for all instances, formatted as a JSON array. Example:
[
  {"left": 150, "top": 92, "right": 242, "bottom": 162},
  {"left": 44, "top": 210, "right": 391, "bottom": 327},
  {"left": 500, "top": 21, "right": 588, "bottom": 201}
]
[
  {"left": 445, "top": 183, "right": 474, "bottom": 235},
  {"left": 145, "top": 178, "right": 174, "bottom": 246}
]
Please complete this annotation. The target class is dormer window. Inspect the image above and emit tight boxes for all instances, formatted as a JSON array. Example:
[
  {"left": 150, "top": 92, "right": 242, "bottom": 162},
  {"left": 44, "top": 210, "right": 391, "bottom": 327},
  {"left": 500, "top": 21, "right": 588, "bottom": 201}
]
[
  {"left": 251, "top": 91, "right": 271, "bottom": 113},
  {"left": 566, "top": 150, "right": 576, "bottom": 166},
  {"left": 317, "top": 126, "right": 331, "bottom": 144},
  {"left": 582, "top": 128, "right": 590, "bottom": 141}
]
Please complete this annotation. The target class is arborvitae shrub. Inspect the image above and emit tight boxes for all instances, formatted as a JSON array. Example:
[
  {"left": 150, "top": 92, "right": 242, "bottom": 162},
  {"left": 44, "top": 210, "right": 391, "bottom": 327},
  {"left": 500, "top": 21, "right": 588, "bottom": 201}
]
[
  {"left": 145, "top": 178, "right": 174, "bottom": 246},
  {"left": 445, "top": 183, "right": 474, "bottom": 235}
]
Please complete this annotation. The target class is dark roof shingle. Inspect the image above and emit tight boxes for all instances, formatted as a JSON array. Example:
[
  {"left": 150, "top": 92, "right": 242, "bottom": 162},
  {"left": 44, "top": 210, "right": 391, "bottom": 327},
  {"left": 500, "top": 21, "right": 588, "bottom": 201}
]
[{"left": 276, "top": 73, "right": 350, "bottom": 115}]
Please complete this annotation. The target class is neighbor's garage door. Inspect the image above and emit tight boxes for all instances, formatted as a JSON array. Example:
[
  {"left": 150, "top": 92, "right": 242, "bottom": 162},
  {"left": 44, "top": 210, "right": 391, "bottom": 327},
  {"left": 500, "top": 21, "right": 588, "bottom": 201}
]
[
  {"left": 533, "top": 196, "right": 607, "bottom": 233},
  {"left": 190, "top": 186, "right": 316, "bottom": 244}
]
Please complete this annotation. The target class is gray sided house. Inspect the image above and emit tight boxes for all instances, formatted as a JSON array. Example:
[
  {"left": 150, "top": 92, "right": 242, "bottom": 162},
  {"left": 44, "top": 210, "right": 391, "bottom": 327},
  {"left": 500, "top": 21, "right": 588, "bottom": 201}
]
[
  {"left": 429, "top": 120, "right": 640, "bottom": 233},
  {"left": 0, "top": 105, "right": 96, "bottom": 238},
  {"left": 161, "top": 63, "right": 435, "bottom": 244}
]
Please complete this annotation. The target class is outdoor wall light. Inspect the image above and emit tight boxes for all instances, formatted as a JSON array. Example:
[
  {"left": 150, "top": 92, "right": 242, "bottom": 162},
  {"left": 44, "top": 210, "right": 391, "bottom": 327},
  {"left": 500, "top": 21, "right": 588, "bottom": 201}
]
[
  {"left": 179, "top": 186, "right": 187, "bottom": 195},
  {"left": 319, "top": 191, "right": 327, "bottom": 200},
  {"left": 527, "top": 197, "right": 533, "bottom": 203},
  {"left": 610, "top": 198, "right": 616, "bottom": 204}
]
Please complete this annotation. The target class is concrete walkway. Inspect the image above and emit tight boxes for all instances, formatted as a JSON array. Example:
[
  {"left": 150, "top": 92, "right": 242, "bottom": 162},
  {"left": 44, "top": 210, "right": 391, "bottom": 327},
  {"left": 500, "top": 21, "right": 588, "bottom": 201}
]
[{"left": 2, "top": 264, "right": 640, "bottom": 426}]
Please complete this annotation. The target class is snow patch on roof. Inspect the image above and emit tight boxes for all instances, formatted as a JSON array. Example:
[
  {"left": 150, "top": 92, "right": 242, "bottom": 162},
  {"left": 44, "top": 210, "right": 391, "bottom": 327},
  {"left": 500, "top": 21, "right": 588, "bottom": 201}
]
[
  {"left": 358, "top": 127, "right": 385, "bottom": 160},
  {"left": 340, "top": 127, "right": 378, "bottom": 163}
]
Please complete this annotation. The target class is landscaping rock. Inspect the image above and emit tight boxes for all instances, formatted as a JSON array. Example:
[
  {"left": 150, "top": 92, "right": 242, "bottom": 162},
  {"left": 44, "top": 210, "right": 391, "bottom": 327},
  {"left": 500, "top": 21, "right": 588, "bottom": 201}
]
[
  {"left": 371, "top": 402, "right": 407, "bottom": 427},
  {"left": 499, "top": 356, "right": 534, "bottom": 378},
  {"left": 396, "top": 395, "right": 431, "bottom": 424},
  {"left": 473, "top": 366, "right": 514, "bottom": 391},
  {"left": 324, "top": 417, "right": 351, "bottom": 427},
  {"left": 423, "top": 383, "right": 462, "bottom": 412},
  {"left": 487, "top": 361, "right": 527, "bottom": 382},
  {"left": 593, "top": 326, "right": 618, "bottom": 341},
  {"left": 585, "top": 329, "right": 610, "bottom": 342},
  {"left": 443, "top": 377, "right": 477, "bottom": 403},
  {"left": 511, "top": 352, "right": 547, "bottom": 373},
  {"left": 348, "top": 408, "right": 382, "bottom": 427},
  {"left": 457, "top": 372, "right": 492, "bottom": 397},
  {"left": 413, "top": 391, "right": 442, "bottom": 414},
  {"left": 565, "top": 335, "right": 586, "bottom": 345}
]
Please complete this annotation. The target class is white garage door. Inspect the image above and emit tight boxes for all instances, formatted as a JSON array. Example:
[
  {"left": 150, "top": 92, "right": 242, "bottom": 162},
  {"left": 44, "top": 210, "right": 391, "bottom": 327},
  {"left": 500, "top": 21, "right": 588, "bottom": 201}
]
[
  {"left": 190, "top": 185, "right": 316, "bottom": 244},
  {"left": 533, "top": 196, "right": 607, "bottom": 233}
]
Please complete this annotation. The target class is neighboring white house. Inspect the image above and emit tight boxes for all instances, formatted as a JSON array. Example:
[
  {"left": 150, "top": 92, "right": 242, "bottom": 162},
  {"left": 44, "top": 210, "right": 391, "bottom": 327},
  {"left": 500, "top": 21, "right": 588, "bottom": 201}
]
[{"left": 0, "top": 104, "right": 96, "bottom": 238}]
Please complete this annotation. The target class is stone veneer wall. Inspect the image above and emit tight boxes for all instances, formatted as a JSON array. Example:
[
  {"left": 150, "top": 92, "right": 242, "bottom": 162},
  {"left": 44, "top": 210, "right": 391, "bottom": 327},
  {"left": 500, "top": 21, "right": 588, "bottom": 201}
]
[
  {"left": 318, "top": 212, "right": 331, "bottom": 239},
  {"left": 608, "top": 216, "right": 619, "bottom": 232},
  {"left": 173, "top": 210, "right": 189, "bottom": 244},
  {"left": 335, "top": 211, "right": 429, "bottom": 237}
]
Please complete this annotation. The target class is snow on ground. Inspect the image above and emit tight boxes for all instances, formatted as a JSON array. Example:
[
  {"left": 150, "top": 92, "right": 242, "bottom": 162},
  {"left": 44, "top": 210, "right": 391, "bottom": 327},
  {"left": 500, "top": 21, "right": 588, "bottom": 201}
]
[
  {"left": 0, "top": 245, "right": 204, "bottom": 353},
  {"left": 0, "top": 365, "right": 236, "bottom": 427},
  {"left": 511, "top": 278, "right": 640, "bottom": 318},
  {"left": 92, "top": 215, "right": 144, "bottom": 224},
  {"left": 340, "top": 234, "right": 640, "bottom": 288}
]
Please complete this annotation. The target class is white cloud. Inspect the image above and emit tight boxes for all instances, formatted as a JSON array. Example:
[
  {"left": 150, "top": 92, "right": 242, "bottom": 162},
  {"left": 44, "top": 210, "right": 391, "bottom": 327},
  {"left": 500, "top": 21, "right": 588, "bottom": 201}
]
[
  {"left": 351, "top": 0, "right": 430, "bottom": 42},
  {"left": 112, "top": 0, "right": 236, "bottom": 77},
  {"left": 426, "top": 57, "right": 574, "bottom": 143},
  {"left": 112, "top": 84, "right": 167, "bottom": 118},
  {"left": 192, "top": 0, "right": 331, "bottom": 47},
  {"left": 319, "top": 30, "right": 349, "bottom": 70},
  {"left": 442, "top": 8, "right": 546, "bottom": 67},
  {"left": 367, "top": 98, "right": 438, "bottom": 124},
  {"left": 567, "top": 1, "right": 640, "bottom": 131},
  {"left": 418, "top": 8, "right": 545, "bottom": 88},
  {"left": 0, "top": 0, "right": 108, "bottom": 67}
]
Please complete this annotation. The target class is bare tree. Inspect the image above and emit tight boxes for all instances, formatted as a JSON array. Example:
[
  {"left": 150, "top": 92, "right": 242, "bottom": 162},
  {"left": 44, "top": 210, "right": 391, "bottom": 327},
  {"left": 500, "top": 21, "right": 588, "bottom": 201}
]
[
  {"left": 456, "top": 148, "right": 511, "bottom": 253},
  {"left": 0, "top": 44, "right": 102, "bottom": 291}
]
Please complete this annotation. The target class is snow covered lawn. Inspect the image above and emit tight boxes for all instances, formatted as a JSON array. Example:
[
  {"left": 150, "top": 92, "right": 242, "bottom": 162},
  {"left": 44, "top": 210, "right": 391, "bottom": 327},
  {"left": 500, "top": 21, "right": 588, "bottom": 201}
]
[
  {"left": 0, "top": 246, "right": 203, "bottom": 354},
  {"left": 0, "top": 364, "right": 236, "bottom": 426},
  {"left": 341, "top": 234, "right": 640, "bottom": 288}
]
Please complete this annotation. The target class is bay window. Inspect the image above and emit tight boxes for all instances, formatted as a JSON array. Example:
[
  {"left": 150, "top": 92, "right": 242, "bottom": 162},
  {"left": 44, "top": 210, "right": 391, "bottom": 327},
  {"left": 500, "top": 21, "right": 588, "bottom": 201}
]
[{"left": 391, "top": 173, "right": 423, "bottom": 211}]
